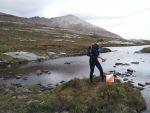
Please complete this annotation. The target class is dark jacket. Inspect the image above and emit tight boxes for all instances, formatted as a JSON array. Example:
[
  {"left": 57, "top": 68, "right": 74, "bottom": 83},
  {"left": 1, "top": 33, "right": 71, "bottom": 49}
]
[{"left": 90, "top": 44, "right": 100, "bottom": 58}]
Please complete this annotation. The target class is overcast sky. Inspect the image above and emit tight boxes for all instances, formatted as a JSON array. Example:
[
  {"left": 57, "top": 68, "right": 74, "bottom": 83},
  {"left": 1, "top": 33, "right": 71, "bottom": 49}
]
[{"left": 0, "top": 0, "right": 150, "bottom": 40}]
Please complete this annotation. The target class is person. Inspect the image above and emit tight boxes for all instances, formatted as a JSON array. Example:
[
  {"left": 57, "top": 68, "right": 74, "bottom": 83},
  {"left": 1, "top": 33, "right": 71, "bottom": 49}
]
[{"left": 89, "top": 39, "right": 106, "bottom": 83}]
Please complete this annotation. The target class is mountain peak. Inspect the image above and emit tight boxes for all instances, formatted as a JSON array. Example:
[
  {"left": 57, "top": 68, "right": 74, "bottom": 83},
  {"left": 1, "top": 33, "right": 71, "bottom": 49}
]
[
  {"left": 64, "top": 14, "right": 77, "bottom": 17},
  {"left": 49, "top": 14, "right": 92, "bottom": 27},
  {"left": 29, "top": 14, "right": 122, "bottom": 39},
  {"left": 52, "top": 14, "right": 79, "bottom": 19}
]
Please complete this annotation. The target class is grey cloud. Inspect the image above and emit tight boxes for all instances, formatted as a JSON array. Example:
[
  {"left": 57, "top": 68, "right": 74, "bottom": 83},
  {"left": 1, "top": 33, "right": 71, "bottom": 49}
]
[
  {"left": 0, "top": 0, "right": 54, "bottom": 17},
  {"left": 108, "top": 22, "right": 125, "bottom": 27},
  {"left": 79, "top": 8, "right": 150, "bottom": 21},
  {"left": 75, "top": 13, "right": 125, "bottom": 20}
]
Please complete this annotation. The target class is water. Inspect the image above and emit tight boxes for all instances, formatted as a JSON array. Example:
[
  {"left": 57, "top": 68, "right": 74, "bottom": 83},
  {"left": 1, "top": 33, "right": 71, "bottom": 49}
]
[{"left": 1, "top": 45, "right": 150, "bottom": 112}]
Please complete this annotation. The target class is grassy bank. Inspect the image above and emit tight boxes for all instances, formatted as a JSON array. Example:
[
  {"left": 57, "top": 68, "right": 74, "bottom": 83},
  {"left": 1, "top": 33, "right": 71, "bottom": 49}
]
[
  {"left": 140, "top": 47, "right": 150, "bottom": 53},
  {"left": 0, "top": 77, "right": 146, "bottom": 113},
  {"left": 0, "top": 21, "right": 132, "bottom": 64}
]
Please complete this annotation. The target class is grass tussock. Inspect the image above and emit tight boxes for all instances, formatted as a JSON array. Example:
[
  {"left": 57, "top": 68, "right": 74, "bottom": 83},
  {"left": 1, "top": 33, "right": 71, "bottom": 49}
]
[
  {"left": 0, "top": 77, "right": 146, "bottom": 113},
  {"left": 140, "top": 47, "right": 150, "bottom": 53}
]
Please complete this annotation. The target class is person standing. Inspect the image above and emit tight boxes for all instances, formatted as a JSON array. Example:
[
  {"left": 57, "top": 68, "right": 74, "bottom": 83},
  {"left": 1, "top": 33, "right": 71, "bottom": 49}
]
[{"left": 88, "top": 39, "right": 106, "bottom": 83}]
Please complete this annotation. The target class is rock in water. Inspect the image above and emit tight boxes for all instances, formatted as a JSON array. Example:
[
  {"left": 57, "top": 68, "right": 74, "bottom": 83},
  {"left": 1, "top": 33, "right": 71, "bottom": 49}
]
[
  {"left": 127, "top": 68, "right": 135, "bottom": 73},
  {"left": 42, "top": 69, "right": 49, "bottom": 73},
  {"left": 64, "top": 62, "right": 71, "bottom": 65},
  {"left": 16, "top": 75, "right": 21, "bottom": 79},
  {"left": 36, "top": 70, "right": 42, "bottom": 75},
  {"left": 115, "top": 63, "right": 123, "bottom": 66},
  {"left": 145, "top": 82, "right": 150, "bottom": 85},
  {"left": 23, "top": 77, "right": 27, "bottom": 80},
  {"left": 138, "top": 83, "right": 145, "bottom": 87},
  {"left": 131, "top": 61, "right": 139, "bottom": 64},
  {"left": 123, "top": 78, "right": 128, "bottom": 81}
]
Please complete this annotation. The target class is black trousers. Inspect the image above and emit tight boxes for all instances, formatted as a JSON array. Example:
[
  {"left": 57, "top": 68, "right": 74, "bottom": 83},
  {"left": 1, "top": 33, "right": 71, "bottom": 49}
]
[{"left": 89, "top": 57, "right": 104, "bottom": 82}]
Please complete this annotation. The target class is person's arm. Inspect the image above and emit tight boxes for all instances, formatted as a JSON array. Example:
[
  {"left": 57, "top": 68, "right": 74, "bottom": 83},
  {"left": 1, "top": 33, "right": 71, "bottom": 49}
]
[{"left": 98, "top": 56, "right": 106, "bottom": 62}]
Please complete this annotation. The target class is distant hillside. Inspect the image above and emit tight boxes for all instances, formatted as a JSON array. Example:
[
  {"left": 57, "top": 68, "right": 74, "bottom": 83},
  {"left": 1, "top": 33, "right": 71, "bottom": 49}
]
[
  {"left": 1, "top": 11, "right": 148, "bottom": 64},
  {"left": 30, "top": 15, "right": 122, "bottom": 39},
  {"left": 0, "top": 12, "right": 6, "bottom": 15},
  {"left": 0, "top": 12, "right": 122, "bottom": 39}
]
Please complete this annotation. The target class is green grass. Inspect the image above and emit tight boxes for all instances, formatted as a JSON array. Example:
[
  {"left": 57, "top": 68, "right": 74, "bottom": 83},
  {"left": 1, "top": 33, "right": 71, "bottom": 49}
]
[
  {"left": 140, "top": 47, "right": 150, "bottom": 53},
  {"left": 0, "top": 21, "right": 113, "bottom": 62},
  {"left": 0, "top": 77, "right": 146, "bottom": 113}
]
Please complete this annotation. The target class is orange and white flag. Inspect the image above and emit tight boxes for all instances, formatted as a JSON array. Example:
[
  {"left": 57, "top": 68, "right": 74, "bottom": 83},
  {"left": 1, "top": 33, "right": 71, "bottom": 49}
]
[{"left": 106, "top": 74, "right": 114, "bottom": 83}]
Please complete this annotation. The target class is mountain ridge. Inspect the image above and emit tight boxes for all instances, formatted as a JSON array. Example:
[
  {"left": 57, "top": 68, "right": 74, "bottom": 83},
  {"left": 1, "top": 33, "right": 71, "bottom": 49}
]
[
  {"left": 0, "top": 11, "right": 122, "bottom": 39},
  {"left": 29, "top": 14, "right": 122, "bottom": 39}
]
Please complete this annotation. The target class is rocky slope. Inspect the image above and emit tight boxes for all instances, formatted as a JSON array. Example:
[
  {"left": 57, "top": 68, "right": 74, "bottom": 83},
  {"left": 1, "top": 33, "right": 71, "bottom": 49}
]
[{"left": 30, "top": 15, "right": 122, "bottom": 39}]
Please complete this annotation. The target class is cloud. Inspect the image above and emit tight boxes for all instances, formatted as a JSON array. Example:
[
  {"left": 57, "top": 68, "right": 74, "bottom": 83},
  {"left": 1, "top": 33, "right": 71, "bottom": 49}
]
[{"left": 0, "top": 0, "right": 55, "bottom": 17}]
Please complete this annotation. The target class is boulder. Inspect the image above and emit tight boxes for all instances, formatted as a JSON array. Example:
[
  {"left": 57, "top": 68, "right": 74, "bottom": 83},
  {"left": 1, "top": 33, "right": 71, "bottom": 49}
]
[
  {"left": 128, "top": 81, "right": 134, "bottom": 84},
  {"left": 40, "top": 85, "right": 54, "bottom": 92},
  {"left": 56, "top": 84, "right": 59, "bottom": 86},
  {"left": 0, "top": 60, "right": 6, "bottom": 65},
  {"left": 42, "top": 69, "right": 49, "bottom": 73},
  {"left": 64, "top": 62, "right": 71, "bottom": 65},
  {"left": 115, "top": 63, "right": 130, "bottom": 66},
  {"left": 48, "top": 71, "right": 51, "bottom": 74},
  {"left": 60, "top": 81, "right": 65, "bottom": 83},
  {"left": 123, "top": 78, "right": 128, "bottom": 81},
  {"left": 122, "top": 63, "right": 130, "bottom": 66},
  {"left": 115, "top": 63, "right": 123, "bottom": 66},
  {"left": 7, "top": 64, "right": 11, "bottom": 68},
  {"left": 37, "top": 83, "right": 42, "bottom": 86},
  {"left": 131, "top": 62, "right": 139, "bottom": 64},
  {"left": 36, "top": 70, "right": 42, "bottom": 75},
  {"left": 125, "top": 72, "right": 132, "bottom": 77},
  {"left": 109, "top": 70, "right": 116, "bottom": 73},
  {"left": 138, "top": 83, "right": 145, "bottom": 87},
  {"left": 113, "top": 66, "right": 116, "bottom": 68},
  {"left": 127, "top": 68, "right": 135, "bottom": 73},
  {"left": 23, "top": 77, "right": 27, "bottom": 80},
  {"left": 115, "top": 72, "right": 122, "bottom": 76},
  {"left": 134, "top": 51, "right": 140, "bottom": 53},
  {"left": 16, "top": 75, "right": 21, "bottom": 79},
  {"left": 145, "top": 82, "right": 150, "bottom": 85}
]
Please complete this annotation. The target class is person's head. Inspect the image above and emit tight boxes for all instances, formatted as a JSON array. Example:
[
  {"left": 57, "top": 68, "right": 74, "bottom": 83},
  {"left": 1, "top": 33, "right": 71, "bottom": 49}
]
[{"left": 97, "top": 39, "right": 104, "bottom": 46}]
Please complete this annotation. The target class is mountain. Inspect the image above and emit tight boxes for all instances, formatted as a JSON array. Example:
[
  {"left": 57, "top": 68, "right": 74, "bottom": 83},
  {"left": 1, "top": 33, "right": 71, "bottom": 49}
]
[
  {"left": 0, "top": 12, "right": 28, "bottom": 23},
  {"left": 0, "top": 11, "right": 122, "bottom": 39},
  {"left": 0, "top": 12, "right": 6, "bottom": 15},
  {"left": 0, "top": 12, "right": 122, "bottom": 39},
  {"left": 29, "top": 15, "right": 122, "bottom": 39},
  {"left": 0, "top": 12, "right": 11, "bottom": 16}
]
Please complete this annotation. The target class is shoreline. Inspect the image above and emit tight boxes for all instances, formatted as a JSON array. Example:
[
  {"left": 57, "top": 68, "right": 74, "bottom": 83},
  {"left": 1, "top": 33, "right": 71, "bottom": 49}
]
[{"left": 1, "top": 44, "right": 150, "bottom": 67}]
